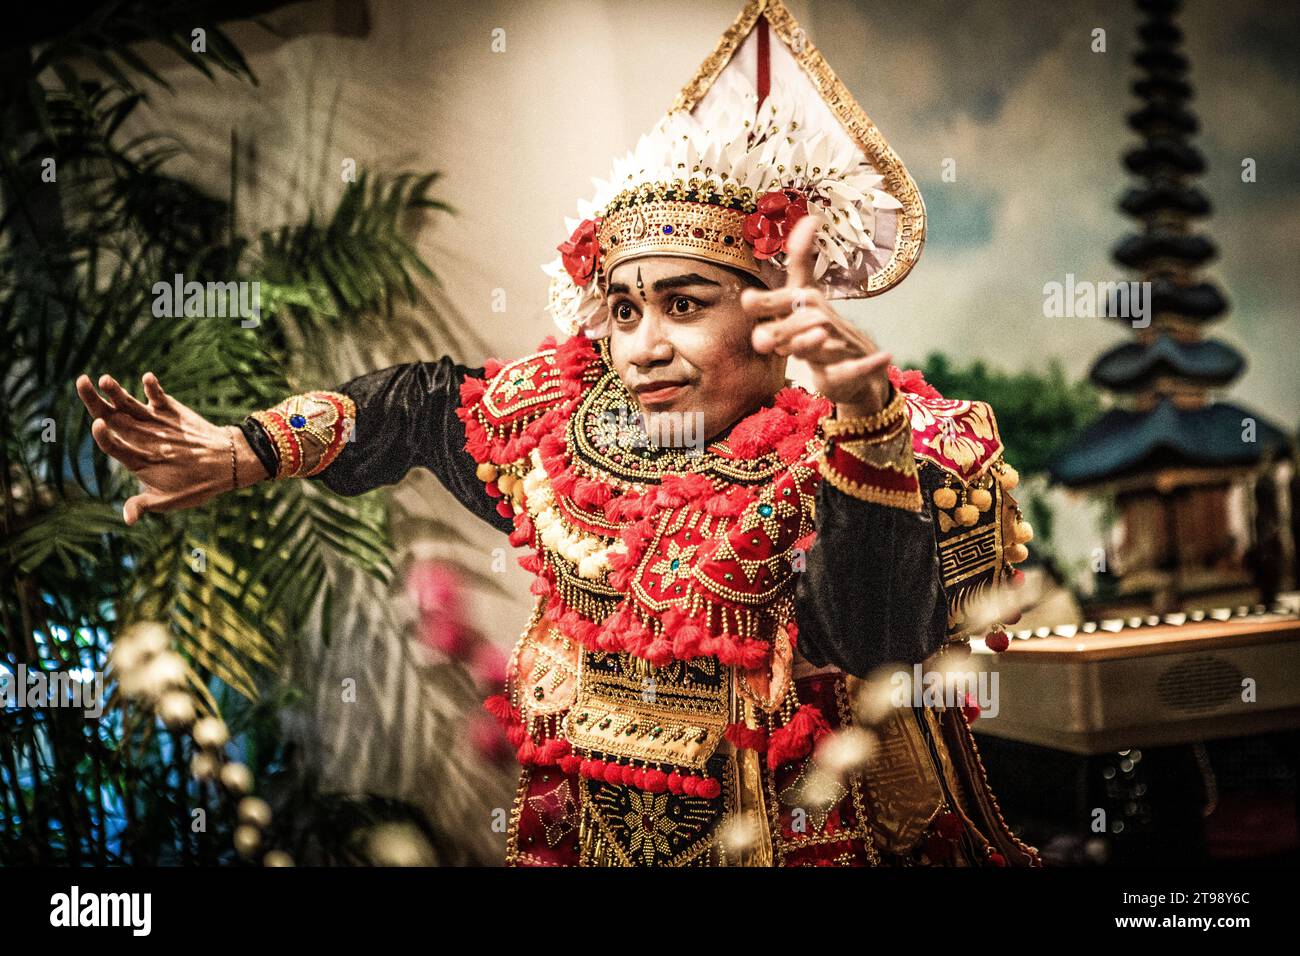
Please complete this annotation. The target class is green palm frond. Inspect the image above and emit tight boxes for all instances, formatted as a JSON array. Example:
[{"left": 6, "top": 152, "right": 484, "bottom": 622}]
[
  {"left": 254, "top": 170, "right": 447, "bottom": 326},
  {"left": 1, "top": 6, "right": 463, "bottom": 865}
]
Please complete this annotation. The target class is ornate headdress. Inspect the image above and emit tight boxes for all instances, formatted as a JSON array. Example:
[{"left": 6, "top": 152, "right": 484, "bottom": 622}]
[{"left": 544, "top": 0, "right": 926, "bottom": 337}]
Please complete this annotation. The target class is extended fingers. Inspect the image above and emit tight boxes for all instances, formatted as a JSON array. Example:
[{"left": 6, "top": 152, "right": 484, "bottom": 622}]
[
  {"left": 783, "top": 216, "right": 819, "bottom": 289},
  {"left": 741, "top": 285, "right": 822, "bottom": 318},
  {"left": 91, "top": 417, "right": 156, "bottom": 470},
  {"left": 76, "top": 375, "right": 115, "bottom": 419},
  {"left": 819, "top": 350, "right": 894, "bottom": 389},
  {"left": 753, "top": 308, "right": 844, "bottom": 355},
  {"left": 97, "top": 374, "right": 151, "bottom": 420},
  {"left": 141, "top": 371, "right": 171, "bottom": 410}
]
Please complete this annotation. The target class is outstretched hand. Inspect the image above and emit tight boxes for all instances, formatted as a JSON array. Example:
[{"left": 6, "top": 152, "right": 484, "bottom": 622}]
[
  {"left": 741, "top": 215, "right": 891, "bottom": 416},
  {"left": 75, "top": 372, "right": 267, "bottom": 525}
]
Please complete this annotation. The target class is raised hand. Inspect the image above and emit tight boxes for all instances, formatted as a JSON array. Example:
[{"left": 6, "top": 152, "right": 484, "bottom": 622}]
[
  {"left": 75, "top": 372, "right": 268, "bottom": 525},
  {"left": 741, "top": 215, "right": 892, "bottom": 417}
]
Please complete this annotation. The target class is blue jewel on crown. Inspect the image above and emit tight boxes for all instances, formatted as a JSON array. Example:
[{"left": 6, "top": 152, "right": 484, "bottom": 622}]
[{"left": 289, "top": 413, "right": 307, "bottom": 429}]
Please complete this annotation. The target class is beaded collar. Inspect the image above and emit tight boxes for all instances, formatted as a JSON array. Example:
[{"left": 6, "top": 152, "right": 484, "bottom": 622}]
[{"left": 457, "top": 333, "right": 832, "bottom": 676}]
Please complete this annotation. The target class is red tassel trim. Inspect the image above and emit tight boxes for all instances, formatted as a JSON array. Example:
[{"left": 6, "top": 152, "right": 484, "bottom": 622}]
[
  {"left": 725, "top": 723, "right": 769, "bottom": 753},
  {"left": 766, "top": 704, "right": 831, "bottom": 768},
  {"left": 575, "top": 759, "right": 721, "bottom": 799},
  {"left": 483, "top": 694, "right": 516, "bottom": 724}
]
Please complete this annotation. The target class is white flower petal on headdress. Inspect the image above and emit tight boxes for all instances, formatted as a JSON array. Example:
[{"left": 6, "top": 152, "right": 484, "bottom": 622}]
[
  {"left": 869, "top": 190, "right": 903, "bottom": 211},
  {"left": 541, "top": 12, "right": 921, "bottom": 335}
]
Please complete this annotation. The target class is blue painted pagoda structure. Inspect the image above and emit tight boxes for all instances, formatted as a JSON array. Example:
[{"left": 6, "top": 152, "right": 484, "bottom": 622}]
[{"left": 1050, "top": 0, "right": 1290, "bottom": 611}]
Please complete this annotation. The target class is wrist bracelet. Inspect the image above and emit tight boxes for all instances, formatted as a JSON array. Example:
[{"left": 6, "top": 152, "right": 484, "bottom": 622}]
[
  {"left": 228, "top": 426, "right": 239, "bottom": 491},
  {"left": 247, "top": 390, "right": 356, "bottom": 480}
]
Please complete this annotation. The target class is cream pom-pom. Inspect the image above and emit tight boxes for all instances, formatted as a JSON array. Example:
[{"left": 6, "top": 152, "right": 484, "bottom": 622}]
[
  {"left": 1014, "top": 521, "right": 1034, "bottom": 544},
  {"left": 564, "top": 537, "right": 599, "bottom": 563},
  {"left": 541, "top": 520, "right": 567, "bottom": 549},
  {"left": 969, "top": 488, "right": 993, "bottom": 512},
  {"left": 955, "top": 504, "right": 980, "bottom": 526},
  {"left": 578, "top": 553, "right": 608, "bottom": 579},
  {"left": 933, "top": 487, "right": 958, "bottom": 510}
]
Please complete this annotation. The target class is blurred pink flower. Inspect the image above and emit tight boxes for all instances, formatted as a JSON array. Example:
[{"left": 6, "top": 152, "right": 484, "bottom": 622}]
[
  {"left": 468, "top": 640, "right": 509, "bottom": 689},
  {"left": 467, "top": 714, "right": 513, "bottom": 765},
  {"left": 406, "top": 559, "right": 471, "bottom": 655}
]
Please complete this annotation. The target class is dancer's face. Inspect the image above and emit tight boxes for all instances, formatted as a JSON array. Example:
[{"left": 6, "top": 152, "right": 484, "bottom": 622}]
[{"left": 605, "top": 257, "right": 786, "bottom": 443}]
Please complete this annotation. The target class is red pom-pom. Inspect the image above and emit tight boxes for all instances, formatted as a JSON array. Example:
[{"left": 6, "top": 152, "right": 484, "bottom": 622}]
[
  {"left": 558, "top": 754, "right": 583, "bottom": 775},
  {"left": 696, "top": 777, "right": 722, "bottom": 799},
  {"left": 730, "top": 406, "right": 795, "bottom": 458},
  {"left": 887, "top": 365, "right": 942, "bottom": 400},
  {"left": 537, "top": 737, "right": 572, "bottom": 764},
  {"left": 482, "top": 694, "right": 514, "bottom": 723},
  {"left": 766, "top": 704, "right": 832, "bottom": 768},
  {"left": 985, "top": 630, "right": 1010, "bottom": 653},
  {"left": 776, "top": 433, "right": 808, "bottom": 464},
  {"left": 459, "top": 375, "right": 487, "bottom": 405},
  {"left": 666, "top": 772, "right": 685, "bottom": 795},
  {"left": 508, "top": 514, "right": 534, "bottom": 548},
  {"left": 989, "top": 852, "right": 1007, "bottom": 867},
  {"left": 642, "top": 769, "right": 668, "bottom": 793},
  {"left": 935, "top": 811, "right": 964, "bottom": 841},
  {"left": 550, "top": 467, "right": 578, "bottom": 497},
  {"left": 643, "top": 636, "right": 675, "bottom": 667},
  {"left": 725, "top": 723, "right": 769, "bottom": 752},
  {"left": 962, "top": 692, "right": 981, "bottom": 724}
]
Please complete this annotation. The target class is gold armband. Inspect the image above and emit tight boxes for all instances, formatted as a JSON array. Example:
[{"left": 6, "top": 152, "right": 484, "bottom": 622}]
[
  {"left": 817, "top": 389, "right": 922, "bottom": 511},
  {"left": 247, "top": 391, "right": 356, "bottom": 479},
  {"left": 819, "top": 387, "right": 909, "bottom": 437}
]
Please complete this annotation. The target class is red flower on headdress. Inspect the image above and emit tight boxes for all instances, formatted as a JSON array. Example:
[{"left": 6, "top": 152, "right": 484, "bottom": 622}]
[
  {"left": 558, "top": 218, "right": 600, "bottom": 286},
  {"left": 743, "top": 189, "right": 809, "bottom": 259}
]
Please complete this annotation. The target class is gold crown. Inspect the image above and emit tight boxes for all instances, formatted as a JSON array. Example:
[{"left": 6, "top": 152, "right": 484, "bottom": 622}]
[{"left": 597, "top": 183, "right": 762, "bottom": 282}]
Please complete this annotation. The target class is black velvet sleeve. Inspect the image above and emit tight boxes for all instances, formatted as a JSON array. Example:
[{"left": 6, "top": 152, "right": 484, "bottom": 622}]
[
  {"left": 793, "top": 477, "right": 949, "bottom": 678},
  {"left": 239, "top": 359, "right": 512, "bottom": 534}
]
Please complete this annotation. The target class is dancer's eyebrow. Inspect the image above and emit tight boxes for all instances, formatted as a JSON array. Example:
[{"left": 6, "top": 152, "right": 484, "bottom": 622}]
[
  {"left": 652, "top": 273, "right": 721, "bottom": 292},
  {"left": 607, "top": 274, "right": 721, "bottom": 297}
]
